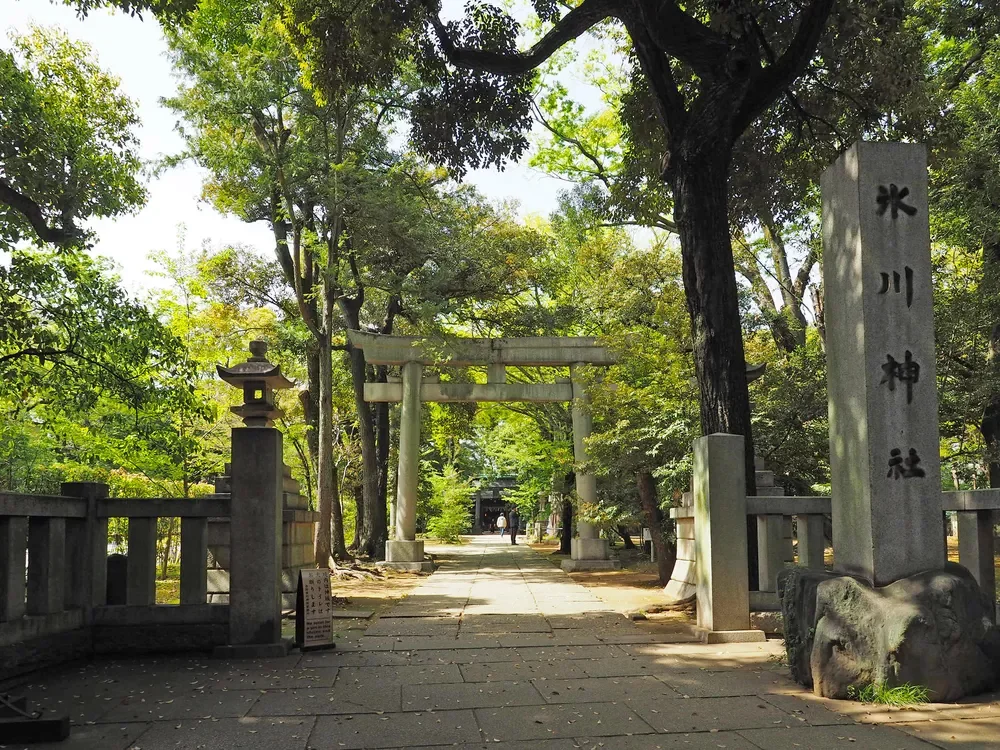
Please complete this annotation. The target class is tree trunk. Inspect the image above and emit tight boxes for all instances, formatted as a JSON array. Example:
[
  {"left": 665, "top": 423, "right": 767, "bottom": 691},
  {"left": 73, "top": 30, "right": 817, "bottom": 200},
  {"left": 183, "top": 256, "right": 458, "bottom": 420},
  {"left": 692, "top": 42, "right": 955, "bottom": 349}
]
[
  {"left": 331, "top": 454, "right": 345, "bottom": 558},
  {"left": 340, "top": 300, "right": 388, "bottom": 559},
  {"left": 315, "top": 335, "right": 333, "bottom": 566},
  {"left": 637, "top": 471, "right": 673, "bottom": 586},
  {"left": 617, "top": 525, "right": 636, "bottom": 549},
  {"left": 672, "top": 151, "right": 758, "bottom": 587},
  {"left": 160, "top": 517, "right": 176, "bottom": 581},
  {"left": 559, "top": 494, "right": 573, "bottom": 555},
  {"left": 317, "top": 332, "right": 348, "bottom": 562},
  {"left": 352, "top": 484, "right": 363, "bottom": 550},
  {"left": 981, "top": 241, "right": 1000, "bottom": 488},
  {"left": 305, "top": 345, "right": 320, "bottom": 473},
  {"left": 347, "top": 342, "right": 385, "bottom": 559}
]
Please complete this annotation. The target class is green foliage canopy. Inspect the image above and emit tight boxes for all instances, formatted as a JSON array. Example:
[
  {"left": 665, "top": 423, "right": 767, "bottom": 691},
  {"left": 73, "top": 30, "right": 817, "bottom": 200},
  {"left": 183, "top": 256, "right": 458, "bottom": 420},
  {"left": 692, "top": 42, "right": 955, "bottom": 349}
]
[{"left": 0, "top": 25, "right": 145, "bottom": 248}]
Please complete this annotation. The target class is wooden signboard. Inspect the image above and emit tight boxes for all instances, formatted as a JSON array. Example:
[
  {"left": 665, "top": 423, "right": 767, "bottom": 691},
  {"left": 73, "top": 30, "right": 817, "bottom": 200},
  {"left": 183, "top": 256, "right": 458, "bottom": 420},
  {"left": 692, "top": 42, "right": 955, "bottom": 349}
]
[{"left": 295, "top": 568, "right": 336, "bottom": 651}]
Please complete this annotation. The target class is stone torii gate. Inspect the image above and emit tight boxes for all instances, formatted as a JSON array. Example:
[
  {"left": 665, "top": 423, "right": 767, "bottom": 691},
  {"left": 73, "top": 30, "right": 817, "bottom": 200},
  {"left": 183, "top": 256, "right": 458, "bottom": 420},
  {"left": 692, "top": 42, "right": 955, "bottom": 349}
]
[{"left": 348, "top": 331, "right": 621, "bottom": 572}]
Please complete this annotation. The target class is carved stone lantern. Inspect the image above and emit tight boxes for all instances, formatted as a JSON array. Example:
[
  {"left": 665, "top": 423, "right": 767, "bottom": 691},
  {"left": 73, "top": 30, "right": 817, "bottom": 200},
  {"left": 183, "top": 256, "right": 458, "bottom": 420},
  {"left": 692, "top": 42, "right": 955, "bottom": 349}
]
[{"left": 217, "top": 341, "right": 293, "bottom": 427}]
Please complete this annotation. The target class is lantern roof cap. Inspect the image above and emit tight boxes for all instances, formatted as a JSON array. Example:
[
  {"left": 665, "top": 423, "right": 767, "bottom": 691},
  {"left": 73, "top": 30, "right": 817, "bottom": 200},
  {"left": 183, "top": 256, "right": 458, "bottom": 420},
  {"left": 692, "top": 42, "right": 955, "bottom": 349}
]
[{"left": 216, "top": 340, "right": 293, "bottom": 389}]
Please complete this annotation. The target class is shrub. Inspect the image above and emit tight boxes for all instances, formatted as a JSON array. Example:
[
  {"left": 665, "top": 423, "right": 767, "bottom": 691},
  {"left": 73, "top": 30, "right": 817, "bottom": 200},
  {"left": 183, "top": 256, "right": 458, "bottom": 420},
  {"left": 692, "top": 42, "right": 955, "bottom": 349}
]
[{"left": 425, "top": 465, "right": 473, "bottom": 543}]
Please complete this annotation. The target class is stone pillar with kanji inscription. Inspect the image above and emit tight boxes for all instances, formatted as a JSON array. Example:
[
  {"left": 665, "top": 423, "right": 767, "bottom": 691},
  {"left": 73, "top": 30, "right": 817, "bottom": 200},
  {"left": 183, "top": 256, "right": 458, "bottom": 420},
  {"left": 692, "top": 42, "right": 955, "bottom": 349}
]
[{"left": 823, "top": 141, "right": 945, "bottom": 586}]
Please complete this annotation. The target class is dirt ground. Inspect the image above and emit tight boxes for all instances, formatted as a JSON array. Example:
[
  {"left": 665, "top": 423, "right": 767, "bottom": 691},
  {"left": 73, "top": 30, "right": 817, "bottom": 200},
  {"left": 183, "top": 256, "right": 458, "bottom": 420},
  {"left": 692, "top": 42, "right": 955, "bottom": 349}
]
[
  {"left": 327, "top": 566, "right": 428, "bottom": 617},
  {"left": 528, "top": 541, "right": 695, "bottom": 635}
]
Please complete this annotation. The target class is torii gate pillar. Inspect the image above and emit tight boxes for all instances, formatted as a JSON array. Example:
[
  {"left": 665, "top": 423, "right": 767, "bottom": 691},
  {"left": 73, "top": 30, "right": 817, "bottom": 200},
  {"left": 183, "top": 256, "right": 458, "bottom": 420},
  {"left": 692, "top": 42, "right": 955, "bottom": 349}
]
[
  {"left": 562, "top": 364, "right": 621, "bottom": 572},
  {"left": 383, "top": 360, "right": 433, "bottom": 572}
]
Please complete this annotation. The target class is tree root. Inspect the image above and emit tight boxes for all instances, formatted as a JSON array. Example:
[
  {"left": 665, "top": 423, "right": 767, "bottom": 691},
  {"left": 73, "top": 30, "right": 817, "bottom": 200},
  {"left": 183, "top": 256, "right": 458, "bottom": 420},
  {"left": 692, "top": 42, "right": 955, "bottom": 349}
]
[{"left": 330, "top": 561, "right": 387, "bottom": 580}]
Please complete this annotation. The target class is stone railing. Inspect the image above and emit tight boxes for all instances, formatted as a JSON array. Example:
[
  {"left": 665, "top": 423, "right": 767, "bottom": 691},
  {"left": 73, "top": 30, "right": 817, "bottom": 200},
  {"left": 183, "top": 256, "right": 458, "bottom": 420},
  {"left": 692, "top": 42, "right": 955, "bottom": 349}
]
[
  {"left": 1, "top": 483, "right": 230, "bottom": 679},
  {"left": 1, "top": 428, "right": 318, "bottom": 679},
  {"left": 669, "top": 434, "right": 1000, "bottom": 640}
]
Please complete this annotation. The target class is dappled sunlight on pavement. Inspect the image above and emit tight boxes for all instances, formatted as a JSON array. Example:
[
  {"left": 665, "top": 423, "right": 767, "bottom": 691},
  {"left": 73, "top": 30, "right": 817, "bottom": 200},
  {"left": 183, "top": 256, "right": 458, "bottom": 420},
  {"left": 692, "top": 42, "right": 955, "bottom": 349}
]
[{"left": 4, "top": 537, "right": 997, "bottom": 748}]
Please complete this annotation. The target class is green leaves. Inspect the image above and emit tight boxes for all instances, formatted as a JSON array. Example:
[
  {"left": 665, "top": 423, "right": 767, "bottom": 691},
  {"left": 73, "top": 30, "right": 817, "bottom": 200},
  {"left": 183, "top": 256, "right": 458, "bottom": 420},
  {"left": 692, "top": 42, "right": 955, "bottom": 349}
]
[
  {"left": 423, "top": 464, "right": 475, "bottom": 542},
  {"left": 0, "top": 25, "right": 145, "bottom": 249},
  {"left": 0, "top": 249, "right": 193, "bottom": 412}
]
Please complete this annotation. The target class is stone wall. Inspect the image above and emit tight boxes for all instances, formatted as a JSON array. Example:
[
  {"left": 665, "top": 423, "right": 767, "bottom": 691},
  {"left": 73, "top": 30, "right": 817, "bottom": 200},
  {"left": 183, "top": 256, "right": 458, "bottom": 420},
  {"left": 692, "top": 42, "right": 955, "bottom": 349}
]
[{"left": 207, "top": 463, "right": 319, "bottom": 609}]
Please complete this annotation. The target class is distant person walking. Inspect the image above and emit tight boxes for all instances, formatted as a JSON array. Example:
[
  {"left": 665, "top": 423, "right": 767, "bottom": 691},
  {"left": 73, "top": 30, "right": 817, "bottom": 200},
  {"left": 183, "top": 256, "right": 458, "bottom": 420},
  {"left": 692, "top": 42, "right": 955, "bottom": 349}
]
[
  {"left": 509, "top": 509, "right": 519, "bottom": 545},
  {"left": 496, "top": 513, "right": 507, "bottom": 537}
]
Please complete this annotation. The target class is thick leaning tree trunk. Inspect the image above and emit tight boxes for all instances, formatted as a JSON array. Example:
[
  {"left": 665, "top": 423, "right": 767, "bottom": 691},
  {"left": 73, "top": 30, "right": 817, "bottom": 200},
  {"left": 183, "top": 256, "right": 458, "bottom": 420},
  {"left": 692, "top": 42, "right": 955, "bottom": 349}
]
[
  {"left": 672, "top": 150, "right": 759, "bottom": 586},
  {"left": 617, "top": 525, "right": 636, "bottom": 549},
  {"left": 637, "top": 471, "right": 673, "bottom": 586}
]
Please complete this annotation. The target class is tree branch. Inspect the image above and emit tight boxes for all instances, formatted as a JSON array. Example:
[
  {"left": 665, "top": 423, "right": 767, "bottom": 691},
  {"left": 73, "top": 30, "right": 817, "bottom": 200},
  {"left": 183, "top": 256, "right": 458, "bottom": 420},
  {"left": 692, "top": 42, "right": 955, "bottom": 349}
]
[
  {"left": 422, "top": 0, "right": 614, "bottom": 75},
  {"left": 0, "top": 179, "right": 78, "bottom": 245},
  {"left": 733, "top": 0, "right": 836, "bottom": 135},
  {"left": 633, "top": 0, "right": 731, "bottom": 79},
  {"left": 531, "top": 100, "right": 612, "bottom": 190}
]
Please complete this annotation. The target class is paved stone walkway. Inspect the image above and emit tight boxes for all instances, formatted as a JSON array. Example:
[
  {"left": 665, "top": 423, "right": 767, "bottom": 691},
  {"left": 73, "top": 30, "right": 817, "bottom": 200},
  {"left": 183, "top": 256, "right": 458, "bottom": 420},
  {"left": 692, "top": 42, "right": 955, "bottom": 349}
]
[{"left": 5, "top": 537, "right": 1000, "bottom": 749}]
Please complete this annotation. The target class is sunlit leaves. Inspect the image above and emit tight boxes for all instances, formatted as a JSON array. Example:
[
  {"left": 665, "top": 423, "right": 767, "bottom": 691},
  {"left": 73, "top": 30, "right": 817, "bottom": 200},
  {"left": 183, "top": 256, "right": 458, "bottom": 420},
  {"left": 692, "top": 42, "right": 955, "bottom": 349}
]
[{"left": 0, "top": 25, "right": 145, "bottom": 248}]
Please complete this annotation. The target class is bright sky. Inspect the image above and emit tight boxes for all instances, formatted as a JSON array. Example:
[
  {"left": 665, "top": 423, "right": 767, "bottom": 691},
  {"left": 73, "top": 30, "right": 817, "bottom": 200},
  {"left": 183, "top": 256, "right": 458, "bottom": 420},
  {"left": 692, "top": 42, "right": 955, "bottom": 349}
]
[{"left": 0, "top": 0, "right": 578, "bottom": 292}]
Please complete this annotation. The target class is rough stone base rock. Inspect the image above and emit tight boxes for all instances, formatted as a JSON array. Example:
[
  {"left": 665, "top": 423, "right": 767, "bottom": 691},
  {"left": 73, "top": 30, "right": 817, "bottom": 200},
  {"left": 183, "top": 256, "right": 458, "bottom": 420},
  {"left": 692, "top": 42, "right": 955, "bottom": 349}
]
[
  {"left": 779, "top": 563, "right": 1000, "bottom": 702},
  {"left": 750, "top": 610, "right": 783, "bottom": 636}
]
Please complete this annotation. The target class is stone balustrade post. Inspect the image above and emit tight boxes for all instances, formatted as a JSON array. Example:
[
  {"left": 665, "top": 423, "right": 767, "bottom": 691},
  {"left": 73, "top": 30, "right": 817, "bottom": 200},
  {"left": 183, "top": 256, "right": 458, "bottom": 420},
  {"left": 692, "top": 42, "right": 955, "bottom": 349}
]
[
  {"left": 0, "top": 517, "right": 28, "bottom": 622},
  {"left": 61, "top": 482, "right": 109, "bottom": 616},
  {"left": 215, "top": 426, "right": 289, "bottom": 657},
  {"left": 180, "top": 517, "right": 209, "bottom": 605},
  {"left": 693, "top": 434, "right": 764, "bottom": 642},
  {"left": 958, "top": 510, "right": 997, "bottom": 620},
  {"left": 756, "top": 514, "right": 785, "bottom": 592},
  {"left": 797, "top": 514, "right": 827, "bottom": 570},
  {"left": 26, "top": 517, "right": 66, "bottom": 615},
  {"left": 126, "top": 517, "right": 157, "bottom": 606}
]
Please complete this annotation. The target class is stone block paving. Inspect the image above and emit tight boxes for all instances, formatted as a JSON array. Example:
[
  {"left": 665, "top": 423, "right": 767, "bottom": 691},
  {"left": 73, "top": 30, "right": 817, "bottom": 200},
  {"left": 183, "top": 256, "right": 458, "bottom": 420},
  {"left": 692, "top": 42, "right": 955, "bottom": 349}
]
[{"left": 4, "top": 537, "right": 998, "bottom": 749}]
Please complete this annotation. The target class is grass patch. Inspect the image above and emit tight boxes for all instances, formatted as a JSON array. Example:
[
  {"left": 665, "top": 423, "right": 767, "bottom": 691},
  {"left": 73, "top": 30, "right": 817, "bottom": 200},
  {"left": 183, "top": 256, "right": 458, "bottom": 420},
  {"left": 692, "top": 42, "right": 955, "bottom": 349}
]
[
  {"left": 155, "top": 561, "right": 180, "bottom": 604},
  {"left": 847, "top": 682, "right": 930, "bottom": 707},
  {"left": 156, "top": 578, "right": 180, "bottom": 605}
]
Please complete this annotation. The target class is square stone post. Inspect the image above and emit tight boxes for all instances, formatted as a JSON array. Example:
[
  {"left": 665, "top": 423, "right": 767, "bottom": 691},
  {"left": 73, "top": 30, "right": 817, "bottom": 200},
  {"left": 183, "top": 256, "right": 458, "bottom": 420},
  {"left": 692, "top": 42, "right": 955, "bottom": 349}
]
[
  {"left": 383, "top": 360, "right": 432, "bottom": 571},
  {"left": 1, "top": 517, "right": 28, "bottom": 621},
  {"left": 27, "top": 517, "right": 65, "bottom": 615},
  {"left": 562, "top": 363, "right": 619, "bottom": 572},
  {"left": 958, "top": 510, "right": 996, "bottom": 620},
  {"left": 61, "top": 481, "right": 109, "bottom": 616},
  {"left": 215, "top": 426, "right": 289, "bottom": 657},
  {"left": 694, "top": 434, "right": 764, "bottom": 642},
  {"left": 126, "top": 517, "right": 157, "bottom": 605},
  {"left": 823, "top": 141, "right": 945, "bottom": 585},
  {"left": 796, "top": 514, "right": 826, "bottom": 570}
]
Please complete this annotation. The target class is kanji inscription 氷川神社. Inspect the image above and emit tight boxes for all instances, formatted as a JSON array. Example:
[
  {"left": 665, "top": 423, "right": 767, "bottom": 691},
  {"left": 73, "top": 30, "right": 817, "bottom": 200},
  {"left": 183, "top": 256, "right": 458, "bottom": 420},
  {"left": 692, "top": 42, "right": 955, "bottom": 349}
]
[
  {"left": 876, "top": 183, "right": 918, "bottom": 219},
  {"left": 887, "top": 447, "right": 926, "bottom": 479},
  {"left": 877, "top": 267, "right": 914, "bottom": 306},
  {"left": 823, "top": 141, "right": 944, "bottom": 585},
  {"left": 880, "top": 350, "right": 920, "bottom": 403}
]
